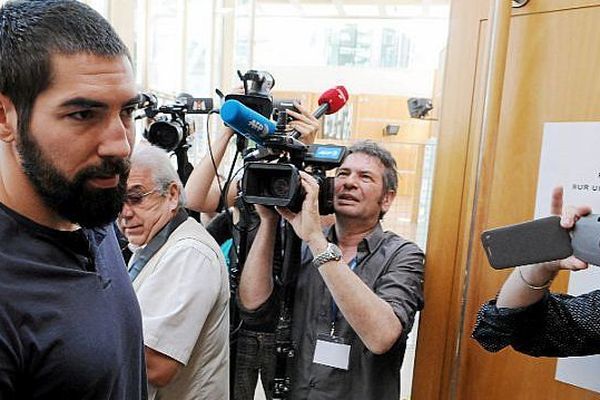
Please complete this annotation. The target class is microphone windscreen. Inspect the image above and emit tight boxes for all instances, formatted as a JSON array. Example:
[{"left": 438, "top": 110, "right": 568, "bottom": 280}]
[
  {"left": 221, "top": 100, "right": 276, "bottom": 144},
  {"left": 317, "top": 86, "right": 349, "bottom": 114}
]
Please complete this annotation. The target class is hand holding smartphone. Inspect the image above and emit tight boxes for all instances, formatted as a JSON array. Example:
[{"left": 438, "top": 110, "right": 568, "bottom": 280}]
[
  {"left": 480, "top": 216, "right": 573, "bottom": 269},
  {"left": 481, "top": 214, "right": 600, "bottom": 269}
]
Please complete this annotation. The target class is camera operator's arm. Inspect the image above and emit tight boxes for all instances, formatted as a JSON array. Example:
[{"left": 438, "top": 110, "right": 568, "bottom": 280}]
[
  {"left": 496, "top": 186, "right": 591, "bottom": 309},
  {"left": 277, "top": 172, "right": 403, "bottom": 355},
  {"left": 185, "top": 126, "right": 238, "bottom": 212},
  {"left": 238, "top": 206, "right": 279, "bottom": 310}
]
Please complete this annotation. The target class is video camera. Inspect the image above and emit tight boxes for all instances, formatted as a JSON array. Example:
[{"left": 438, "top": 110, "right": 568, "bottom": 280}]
[
  {"left": 219, "top": 71, "right": 349, "bottom": 215},
  {"left": 138, "top": 92, "right": 214, "bottom": 152}
]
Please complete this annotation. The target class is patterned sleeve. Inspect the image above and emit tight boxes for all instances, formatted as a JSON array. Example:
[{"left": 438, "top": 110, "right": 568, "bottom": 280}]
[{"left": 472, "top": 290, "right": 600, "bottom": 357}]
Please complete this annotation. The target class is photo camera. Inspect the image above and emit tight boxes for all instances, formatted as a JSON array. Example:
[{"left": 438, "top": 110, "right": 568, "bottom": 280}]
[
  {"left": 226, "top": 70, "right": 276, "bottom": 118},
  {"left": 139, "top": 92, "right": 214, "bottom": 152}
]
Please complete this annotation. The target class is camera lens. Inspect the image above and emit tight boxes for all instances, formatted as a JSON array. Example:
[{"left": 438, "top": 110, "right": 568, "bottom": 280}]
[
  {"left": 146, "top": 119, "right": 184, "bottom": 152},
  {"left": 270, "top": 177, "right": 290, "bottom": 198}
]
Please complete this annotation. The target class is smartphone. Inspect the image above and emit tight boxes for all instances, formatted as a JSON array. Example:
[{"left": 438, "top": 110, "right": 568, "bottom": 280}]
[{"left": 480, "top": 216, "right": 573, "bottom": 269}]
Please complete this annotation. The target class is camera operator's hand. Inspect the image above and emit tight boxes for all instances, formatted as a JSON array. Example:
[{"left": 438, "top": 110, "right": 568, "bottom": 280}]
[
  {"left": 286, "top": 101, "right": 320, "bottom": 145},
  {"left": 254, "top": 204, "right": 278, "bottom": 225},
  {"left": 277, "top": 171, "right": 327, "bottom": 249}
]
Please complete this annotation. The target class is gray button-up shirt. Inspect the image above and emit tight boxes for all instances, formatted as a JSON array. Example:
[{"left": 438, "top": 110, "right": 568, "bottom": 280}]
[{"left": 241, "top": 223, "right": 425, "bottom": 400}]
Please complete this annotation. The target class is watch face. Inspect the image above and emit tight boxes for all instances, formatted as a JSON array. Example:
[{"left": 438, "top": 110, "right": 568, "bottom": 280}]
[
  {"left": 313, "top": 243, "right": 343, "bottom": 268},
  {"left": 330, "top": 243, "right": 342, "bottom": 259}
]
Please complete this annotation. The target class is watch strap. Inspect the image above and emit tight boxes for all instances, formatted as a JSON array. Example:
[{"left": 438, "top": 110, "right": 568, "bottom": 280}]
[{"left": 312, "top": 242, "right": 342, "bottom": 268}]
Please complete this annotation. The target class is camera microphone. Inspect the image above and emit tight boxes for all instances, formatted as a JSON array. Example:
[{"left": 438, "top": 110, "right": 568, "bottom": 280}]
[
  {"left": 220, "top": 99, "right": 276, "bottom": 145},
  {"left": 290, "top": 86, "right": 349, "bottom": 139}
]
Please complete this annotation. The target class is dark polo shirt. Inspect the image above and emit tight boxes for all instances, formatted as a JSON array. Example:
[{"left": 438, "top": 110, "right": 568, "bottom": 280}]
[{"left": 241, "top": 223, "right": 425, "bottom": 400}]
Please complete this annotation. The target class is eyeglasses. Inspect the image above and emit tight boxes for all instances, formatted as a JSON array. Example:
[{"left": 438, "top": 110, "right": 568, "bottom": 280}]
[{"left": 124, "top": 189, "right": 160, "bottom": 206}]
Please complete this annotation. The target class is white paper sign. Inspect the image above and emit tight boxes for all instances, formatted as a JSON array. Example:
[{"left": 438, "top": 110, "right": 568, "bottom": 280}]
[{"left": 535, "top": 122, "right": 600, "bottom": 393}]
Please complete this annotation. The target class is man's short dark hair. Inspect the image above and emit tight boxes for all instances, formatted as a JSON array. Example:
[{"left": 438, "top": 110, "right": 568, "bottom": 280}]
[
  {"left": 348, "top": 140, "right": 398, "bottom": 194},
  {"left": 0, "top": 0, "right": 131, "bottom": 132}
]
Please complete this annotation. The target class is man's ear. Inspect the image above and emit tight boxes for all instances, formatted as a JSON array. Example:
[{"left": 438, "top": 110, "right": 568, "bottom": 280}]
[
  {"left": 380, "top": 190, "right": 396, "bottom": 215},
  {"left": 0, "top": 93, "right": 18, "bottom": 143},
  {"left": 168, "top": 182, "right": 180, "bottom": 212}
]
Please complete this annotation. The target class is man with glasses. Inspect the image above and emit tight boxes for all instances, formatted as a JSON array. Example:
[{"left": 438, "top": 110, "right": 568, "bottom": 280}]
[{"left": 119, "top": 143, "right": 230, "bottom": 400}]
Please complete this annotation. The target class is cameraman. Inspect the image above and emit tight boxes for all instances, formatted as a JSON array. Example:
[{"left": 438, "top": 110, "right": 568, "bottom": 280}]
[
  {"left": 238, "top": 141, "right": 425, "bottom": 399},
  {"left": 472, "top": 186, "right": 600, "bottom": 356},
  {"left": 184, "top": 101, "right": 320, "bottom": 400}
]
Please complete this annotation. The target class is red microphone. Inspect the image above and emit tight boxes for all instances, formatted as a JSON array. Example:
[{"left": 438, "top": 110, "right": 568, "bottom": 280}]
[
  {"left": 291, "top": 86, "right": 349, "bottom": 139},
  {"left": 313, "top": 85, "right": 349, "bottom": 118}
]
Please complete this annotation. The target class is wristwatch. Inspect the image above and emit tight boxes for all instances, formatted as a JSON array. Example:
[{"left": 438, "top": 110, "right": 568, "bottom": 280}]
[{"left": 312, "top": 242, "right": 343, "bottom": 268}]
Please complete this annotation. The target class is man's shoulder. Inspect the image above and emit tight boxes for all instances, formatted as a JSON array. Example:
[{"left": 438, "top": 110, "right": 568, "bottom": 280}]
[
  {"left": 380, "top": 230, "right": 424, "bottom": 254},
  {"left": 164, "top": 219, "right": 226, "bottom": 265},
  {"left": 172, "top": 218, "right": 217, "bottom": 242}
]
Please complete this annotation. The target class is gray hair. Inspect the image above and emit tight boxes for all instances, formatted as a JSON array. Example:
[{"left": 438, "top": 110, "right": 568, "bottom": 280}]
[{"left": 130, "top": 143, "right": 186, "bottom": 209}]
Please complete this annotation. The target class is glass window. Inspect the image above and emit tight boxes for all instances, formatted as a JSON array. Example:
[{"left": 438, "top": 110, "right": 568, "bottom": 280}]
[
  {"left": 185, "top": 0, "right": 214, "bottom": 96},
  {"left": 147, "top": 0, "right": 183, "bottom": 93},
  {"left": 232, "top": 0, "right": 254, "bottom": 78},
  {"left": 142, "top": 0, "right": 214, "bottom": 95},
  {"left": 83, "top": 0, "right": 109, "bottom": 17},
  {"left": 252, "top": 17, "right": 446, "bottom": 71}
]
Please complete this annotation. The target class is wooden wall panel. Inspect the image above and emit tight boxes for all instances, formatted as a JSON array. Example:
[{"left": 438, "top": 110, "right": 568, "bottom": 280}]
[
  {"left": 411, "top": 0, "right": 487, "bottom": 397},
  {"left": 458, "top": 6, "right": 600, "bottom": 399},
  {"left": 414, "top": 1, "right": 600, "bottom": 399}
]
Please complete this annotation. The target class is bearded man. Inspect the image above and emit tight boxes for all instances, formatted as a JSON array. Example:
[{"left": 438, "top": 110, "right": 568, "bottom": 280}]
[{"left": 0, "top": 1, "right": 146, "bottom": 398}]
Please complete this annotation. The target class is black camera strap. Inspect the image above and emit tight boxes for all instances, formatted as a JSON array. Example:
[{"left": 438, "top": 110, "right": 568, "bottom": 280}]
[{"left": 128, "top": 209, "right": 188, "bottom": 282}]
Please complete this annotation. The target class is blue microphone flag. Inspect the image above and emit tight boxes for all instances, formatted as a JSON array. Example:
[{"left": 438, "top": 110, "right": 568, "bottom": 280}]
[{"left": 220, "top": 100, "right": 276, "bottom": 145}]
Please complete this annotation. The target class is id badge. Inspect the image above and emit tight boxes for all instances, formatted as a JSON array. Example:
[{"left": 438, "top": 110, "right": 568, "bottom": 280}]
[{"left": 313, "top": 333, "right": 351, "bottom": 370}]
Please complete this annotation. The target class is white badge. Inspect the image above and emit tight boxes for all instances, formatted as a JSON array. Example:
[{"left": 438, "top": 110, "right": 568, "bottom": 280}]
[{"left": 313, "top": 336, "right": 351, "bottom": 370}]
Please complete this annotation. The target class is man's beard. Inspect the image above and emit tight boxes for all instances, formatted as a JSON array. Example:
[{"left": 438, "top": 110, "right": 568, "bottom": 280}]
[{"left": 16, "top": 125, "right": 130, "bottom": 229}]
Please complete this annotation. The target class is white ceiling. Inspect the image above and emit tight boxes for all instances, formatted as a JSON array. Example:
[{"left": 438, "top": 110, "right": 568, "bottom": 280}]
[{"left": 254, "top": 0, "right": 450, "bottom": 19}]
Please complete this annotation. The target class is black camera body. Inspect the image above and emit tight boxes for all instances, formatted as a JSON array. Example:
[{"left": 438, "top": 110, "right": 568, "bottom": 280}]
[
  {"left": 141, "top": 93, "right": 213, "bottom": 152},
  {"left": 226, "top": 70, "right": 347, "bottom": 216},
  {"left": 242, "top": 143, "right": 346, "bottom": 215},
  {"left": 226, "top": 70, "right": 275, "bottom": 118}
]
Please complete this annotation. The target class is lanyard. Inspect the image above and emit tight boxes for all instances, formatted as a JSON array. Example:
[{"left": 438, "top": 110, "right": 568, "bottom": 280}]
[{"left": 329, "top": 257, "right": 357, "bottom": 336}]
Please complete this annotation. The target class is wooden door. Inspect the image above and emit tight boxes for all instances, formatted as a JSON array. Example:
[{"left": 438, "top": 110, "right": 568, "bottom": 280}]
[{"left": 413, "top": 1, "right": 600, "bottom": 399}]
